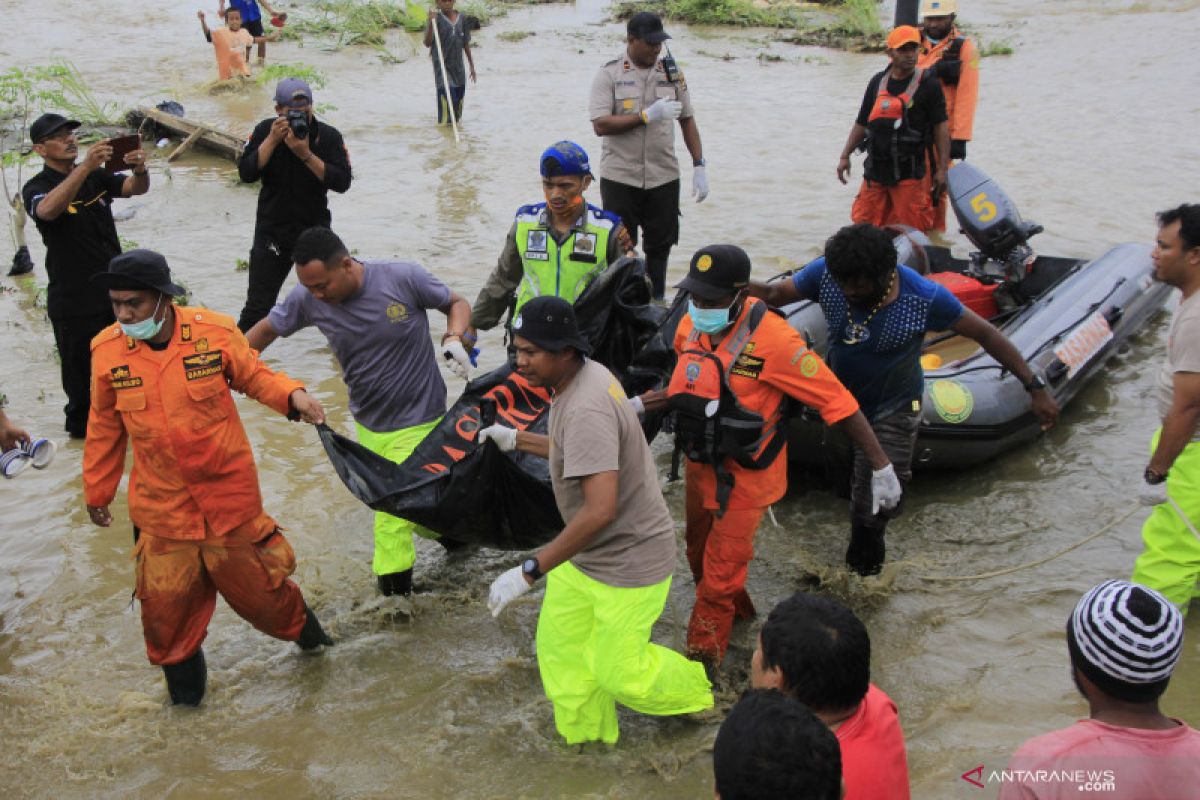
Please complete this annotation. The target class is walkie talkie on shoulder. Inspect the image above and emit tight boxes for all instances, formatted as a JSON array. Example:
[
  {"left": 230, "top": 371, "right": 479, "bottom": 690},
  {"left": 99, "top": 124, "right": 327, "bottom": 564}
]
[{"left": 662, "top": 46, "right": 680, "bottom": 83}]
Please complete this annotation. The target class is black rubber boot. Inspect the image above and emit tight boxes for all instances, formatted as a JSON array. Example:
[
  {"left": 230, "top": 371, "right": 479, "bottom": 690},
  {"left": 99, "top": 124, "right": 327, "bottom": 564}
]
[
  {"left": 376, "top": 569, "right": 413, "bottom": 597},
  {"left": 296, "top": 605, "right": 334, "bottom": 650},
  {"left": 8, "top": 246, "right": 33, "bottom": 276},
  {"left": 845, "top": 522, "right": 887, "bottom": 576},
  {"left": 162, "top": 648, "right": 207, "bottom": 706}
]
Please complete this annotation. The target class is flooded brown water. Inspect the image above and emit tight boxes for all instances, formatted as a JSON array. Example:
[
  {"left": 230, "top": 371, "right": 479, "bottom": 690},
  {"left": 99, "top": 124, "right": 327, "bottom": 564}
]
[{"left": 2, "top": 0, "right": 1199, "bottom": 797}]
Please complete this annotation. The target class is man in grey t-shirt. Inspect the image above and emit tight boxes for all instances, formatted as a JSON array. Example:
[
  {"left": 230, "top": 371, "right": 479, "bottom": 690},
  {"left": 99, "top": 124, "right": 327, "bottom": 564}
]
[
  {"left": 480, "top": 295, "right": 712, "bottom": 745},
  {"left": 246, "top": 226, "right": 472, "bottom": 597},
  {"left": 1133, "top": 204, "right": 1200, "bottom": 610}
]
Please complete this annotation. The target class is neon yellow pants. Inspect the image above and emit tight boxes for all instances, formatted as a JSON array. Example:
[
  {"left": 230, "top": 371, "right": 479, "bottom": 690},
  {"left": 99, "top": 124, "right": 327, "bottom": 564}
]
[
  {"left": 1132, "top": 430, "right": 1200, "bottom": 610},
  {"left": 356, "top": 419, "right": 441, "bottom": 575},
  {"left": 534, "top": 560, "right": 713, "bottom": 744}
]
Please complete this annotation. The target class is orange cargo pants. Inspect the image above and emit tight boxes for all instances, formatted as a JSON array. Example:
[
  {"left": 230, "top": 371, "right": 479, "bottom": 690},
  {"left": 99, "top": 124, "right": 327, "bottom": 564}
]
[
  {"left": 135, "top": 514, "right": 307, "bottom": 665},
  {"left": 684, "top": 473, "right": 764, "bottom": 662},
  {"left": 851, "top": 178, "right": 932, "bottom": 232}
]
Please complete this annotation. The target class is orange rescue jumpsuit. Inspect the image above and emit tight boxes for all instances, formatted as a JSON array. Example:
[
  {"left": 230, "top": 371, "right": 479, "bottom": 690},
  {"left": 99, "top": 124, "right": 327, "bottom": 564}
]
[
  {"left": 84, "top": 306, "right": 309, "bottom": 665},
  {"left": 672, "top": 300, "right": 859, "bottom": 661},
  {"left": 918, "top": 29, "right": 979, "bottom": 231}
]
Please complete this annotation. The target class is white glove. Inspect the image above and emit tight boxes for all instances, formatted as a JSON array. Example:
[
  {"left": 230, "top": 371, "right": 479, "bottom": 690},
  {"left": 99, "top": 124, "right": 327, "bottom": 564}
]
[
  {"left": 628, "top": 395, "right": 645, "bottom": 417},
  {"left": 643, "top": 98, "right": 682, "bottom": 123},
  {"left": 1139, "top": 482, "right": 1169, "bottom": 507},
  {"left": 692, "top": 165, "right": 709, "bottom": 203},
  {"left": 442, "top": 340, "right": 472, "bottom": 380},
  {"left": 871, "top": 463, "right": 903, "bottom": 515},
  {"left": 478, "top": 424, "right": 517, "bottom": 452},
  {"left": 488, "top": 566, "right": 531, "bottom": 617}
]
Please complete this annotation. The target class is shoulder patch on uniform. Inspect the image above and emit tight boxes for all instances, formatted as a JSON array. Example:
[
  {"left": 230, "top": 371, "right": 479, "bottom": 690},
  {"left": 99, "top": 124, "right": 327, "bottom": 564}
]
[
  {"left": 589, "top": 205, "right": 621, "bottom": 228},
  {"left": 189, "top": 307, "right": 237, "bottom": 331},
  {"left": 90, "top": 323, "right": 124, "bottom": 352},
  {"left": 516, "top": 202, "right": 547, "bottom": 219}
]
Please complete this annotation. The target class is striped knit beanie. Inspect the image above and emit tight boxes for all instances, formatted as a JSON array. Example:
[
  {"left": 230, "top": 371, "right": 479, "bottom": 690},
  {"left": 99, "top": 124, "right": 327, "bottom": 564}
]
[{"left": 1067, "top": 580, "right": 1183, "bottom": 697}]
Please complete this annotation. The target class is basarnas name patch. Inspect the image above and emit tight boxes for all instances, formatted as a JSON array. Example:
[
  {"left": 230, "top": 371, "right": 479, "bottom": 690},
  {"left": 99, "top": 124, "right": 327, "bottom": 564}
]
[
  {"left": 731, "top": 354, "right": 764, "bottom": 379},
  {"left": 182, "top": 351, "right": 224, "bottom": 381},
  {"left": 110, "top": 364, "right": 143, "bottom": 390}
]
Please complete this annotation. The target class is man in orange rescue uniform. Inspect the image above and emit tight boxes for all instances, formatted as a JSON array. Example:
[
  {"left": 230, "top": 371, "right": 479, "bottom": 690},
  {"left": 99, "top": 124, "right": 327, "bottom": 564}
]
[
  {"left": 83, "top": 249, "right": 333, "bottom": 707},
  {"left": 918, "top": 0, "right": 979, "bottom": 232},
  {"left": 659, "top": 245, "right": 903, "bottom": 671},
  {"left": 837, "top": 25, "right": 949, "bottom": 232}
]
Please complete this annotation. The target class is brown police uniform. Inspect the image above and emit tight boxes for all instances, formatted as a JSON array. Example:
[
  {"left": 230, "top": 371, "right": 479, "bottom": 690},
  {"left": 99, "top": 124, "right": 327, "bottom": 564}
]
[{"left": 589, "top": 52, "right": 695, "bottom": 296}]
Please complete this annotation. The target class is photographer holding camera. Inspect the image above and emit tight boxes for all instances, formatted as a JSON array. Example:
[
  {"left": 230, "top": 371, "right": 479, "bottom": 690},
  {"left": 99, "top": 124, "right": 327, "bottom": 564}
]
[{"left": 236, "top": 78, "right": 352, "bottom": 332}]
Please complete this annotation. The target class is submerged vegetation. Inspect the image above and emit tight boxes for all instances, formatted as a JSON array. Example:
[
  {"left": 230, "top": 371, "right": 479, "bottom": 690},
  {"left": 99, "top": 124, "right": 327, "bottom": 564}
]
[{"left": 611, "top": 0, "right": 886, "bottom": 49}]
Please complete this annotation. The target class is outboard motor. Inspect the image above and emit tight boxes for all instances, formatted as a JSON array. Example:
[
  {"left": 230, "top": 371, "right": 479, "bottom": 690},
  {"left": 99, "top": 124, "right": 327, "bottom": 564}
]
[
  {"left": 883, "top": 224, "right": 932, "bottom": 274},
  {"left": 948, "top": 162, "right": 1043, "bottom": 282}
]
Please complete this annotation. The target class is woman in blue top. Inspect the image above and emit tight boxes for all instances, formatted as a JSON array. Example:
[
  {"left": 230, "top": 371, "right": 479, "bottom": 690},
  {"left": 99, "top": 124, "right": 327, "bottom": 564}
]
[{"left": 749, "top": 223, "right": 1058, "bottom": 575}]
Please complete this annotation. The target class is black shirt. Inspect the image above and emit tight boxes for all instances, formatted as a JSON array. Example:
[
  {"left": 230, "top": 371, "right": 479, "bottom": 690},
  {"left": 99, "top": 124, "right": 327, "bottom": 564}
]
[
  {"left": 237, "top": 116, "right": 353, "bottom": 246},
  {"left": 22, "top": 167, "right": 126, "bottom": 320},
  {"left": 856, "top": 68, "right": 948, "bottom": 182}
]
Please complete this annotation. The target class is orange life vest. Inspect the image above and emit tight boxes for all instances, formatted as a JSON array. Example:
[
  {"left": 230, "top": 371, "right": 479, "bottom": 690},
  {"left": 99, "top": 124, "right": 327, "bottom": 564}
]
[
  {"left": 865, "top": 68, "right": 928, "bottom": 185},
  {"left": 667, "top": 300, "right": 787, "bottom": 512}
]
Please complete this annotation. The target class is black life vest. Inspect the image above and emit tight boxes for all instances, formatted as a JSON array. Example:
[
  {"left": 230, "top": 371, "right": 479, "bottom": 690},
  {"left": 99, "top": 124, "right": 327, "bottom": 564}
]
[
  {"left": 667, "top": 300, "right": 787, "bottom": 514},
  {"left": 930, "top": 37, "right": 966, "bottom": 85},
  {"left": 864, "top": 68, "right": 929, "bottom": 185}
]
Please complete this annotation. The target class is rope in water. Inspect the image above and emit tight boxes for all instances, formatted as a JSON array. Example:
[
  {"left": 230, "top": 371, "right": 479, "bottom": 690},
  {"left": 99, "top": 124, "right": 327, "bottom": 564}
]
[{"left": 917, "top": 506, "right": 1141, "bottom": 583}]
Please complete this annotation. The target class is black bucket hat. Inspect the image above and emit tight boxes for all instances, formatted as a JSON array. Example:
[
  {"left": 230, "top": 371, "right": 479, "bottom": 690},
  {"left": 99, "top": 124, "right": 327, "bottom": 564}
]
[
  {"left": 91, "top": 249, "right": 186, "bottom": 295},
  {"left": 511, "top": 296, "right": 592, "bottom": 355}
]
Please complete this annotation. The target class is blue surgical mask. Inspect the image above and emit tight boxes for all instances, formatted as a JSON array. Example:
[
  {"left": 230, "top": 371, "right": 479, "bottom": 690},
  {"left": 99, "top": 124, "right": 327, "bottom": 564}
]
[
  {"left": 121, "top": 295, "right": 166, "bottom": 340},
  {"left": 688, "top": 299, "right": 734, "bottom": 334}
]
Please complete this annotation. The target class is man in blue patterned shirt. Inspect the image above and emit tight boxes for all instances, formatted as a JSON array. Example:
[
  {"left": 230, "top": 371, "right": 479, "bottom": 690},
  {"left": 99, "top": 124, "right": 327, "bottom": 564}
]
[{"left": 750, "top": 223, "right": 1057, "bottom": 575}]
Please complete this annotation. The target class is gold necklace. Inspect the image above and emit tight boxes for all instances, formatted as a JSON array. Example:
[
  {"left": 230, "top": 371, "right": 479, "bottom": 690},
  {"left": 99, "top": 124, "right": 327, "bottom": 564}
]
[{"left": 842, "top": 270, "right": 896, "bottom": 345}]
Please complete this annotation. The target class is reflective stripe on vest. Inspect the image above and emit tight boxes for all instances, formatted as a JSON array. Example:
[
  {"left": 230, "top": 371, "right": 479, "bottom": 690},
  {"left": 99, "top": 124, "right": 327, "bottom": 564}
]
[
  {"left": 667, "top": 299, "right": 785, "bottom": 471},
  {"left": 513, "top": 204, "right": 615, "bottom": 315}
]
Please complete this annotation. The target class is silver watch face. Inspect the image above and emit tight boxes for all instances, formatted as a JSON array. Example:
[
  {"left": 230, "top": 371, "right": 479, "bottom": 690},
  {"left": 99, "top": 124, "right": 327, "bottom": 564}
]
[{"left": 523, "top": 558, "right": 538, "bottom": 574}]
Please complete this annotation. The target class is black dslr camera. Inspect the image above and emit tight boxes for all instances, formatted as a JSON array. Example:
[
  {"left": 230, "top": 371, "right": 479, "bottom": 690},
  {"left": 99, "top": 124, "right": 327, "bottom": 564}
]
[{"left": 286, "top": 109, "right": 309, "bottom": 140}]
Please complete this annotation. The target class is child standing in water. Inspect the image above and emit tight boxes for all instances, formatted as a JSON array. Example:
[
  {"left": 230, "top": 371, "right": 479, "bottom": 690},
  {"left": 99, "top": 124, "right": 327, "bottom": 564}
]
[
  {"left": 424, "top": 0, "right": 476, "bottom": 126},
  {"left": 198, "top": 8, "right": 277, "bottom": 79},
  {"left": 219, "top": 0, "right": 283, "bottom": 65}
]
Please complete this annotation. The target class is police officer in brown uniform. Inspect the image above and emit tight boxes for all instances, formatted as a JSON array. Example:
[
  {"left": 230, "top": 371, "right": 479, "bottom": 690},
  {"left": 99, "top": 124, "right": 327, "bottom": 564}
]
[{"left": 589, "top": 12, "right": 707, "bottom": 301}]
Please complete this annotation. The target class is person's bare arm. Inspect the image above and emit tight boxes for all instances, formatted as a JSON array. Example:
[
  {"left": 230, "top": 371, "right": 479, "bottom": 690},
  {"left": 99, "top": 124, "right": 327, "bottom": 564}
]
[
  {"left": 1148, "top": 372, "right": 1200, "bottom": 477},
  {"left": 837, "top": 123, "right": 867, "bottom": 184},
  {"left": 424, "top": 11, "right": 436, "bottom": 47},
  {"left": 198, "top": 10, "right": 213, "bottom": 41},
  {"left": 954, "top": 309, "right": 1059, "bottom": 429},
  {"left": 528, "top": 471, "right": 618, "bottom": 577},
  {"left": 835, "top": 410, "right": 890, "bottom": 469},
  {"left": 747, "top": 277, "right": 803, "bottom": 308},
  {"left": 119, "top": 149, "right": 150, "bottom": 197},
  {"left": 245, "top": 317, "right": 281, "bottom": 353},
  {"left": 439, "top": 290, "right": 471, "bottom": 338},
  {"left": 512, "top": 431, "right": 550, "bottom": 459},
  {"left": 679, "top": 115, "right": 702, "bottom": 164},
  {"left": 593, "top": 114, "right": 645, "bottom": 137},
  {"left": 465, "top": 43, "right": 476, "bottom": 82},
  {"left": 256, "top": 116, "right": 288, "bottom": 171},
  {"left": 932, "top": 120, "right": 951, "bottom": 196}
]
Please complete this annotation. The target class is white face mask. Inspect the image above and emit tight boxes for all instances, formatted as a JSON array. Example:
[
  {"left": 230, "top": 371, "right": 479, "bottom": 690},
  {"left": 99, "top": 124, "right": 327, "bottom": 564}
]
[{"left": 120, "top": 294, "right": 165, "bottom": 340}]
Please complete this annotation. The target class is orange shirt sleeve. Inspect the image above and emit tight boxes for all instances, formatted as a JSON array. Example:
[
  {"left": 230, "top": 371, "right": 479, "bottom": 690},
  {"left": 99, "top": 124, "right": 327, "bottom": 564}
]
[
  {"left": 222, "top": 321, "right": 304, "bottom": 416},
  {"left": 951, "top": 37, "right": 980, "bottom": 141},
  {"left": 82, "top": 340, "right": 130, "bottom": 507},
  {"left": 757, "top": 315, "right": 859, "bottom": 425}
]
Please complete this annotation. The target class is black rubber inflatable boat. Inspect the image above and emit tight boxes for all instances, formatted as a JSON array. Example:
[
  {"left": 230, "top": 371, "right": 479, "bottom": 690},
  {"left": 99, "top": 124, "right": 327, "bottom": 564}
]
[{"left": 783, "top": 163, "right": 1172, "bottom": 470}]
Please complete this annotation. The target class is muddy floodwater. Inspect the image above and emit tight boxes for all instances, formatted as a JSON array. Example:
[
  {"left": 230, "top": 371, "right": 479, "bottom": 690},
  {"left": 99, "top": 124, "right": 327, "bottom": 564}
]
[{"left": 2, "top": 0, "right": 1198, "bottom": 797}]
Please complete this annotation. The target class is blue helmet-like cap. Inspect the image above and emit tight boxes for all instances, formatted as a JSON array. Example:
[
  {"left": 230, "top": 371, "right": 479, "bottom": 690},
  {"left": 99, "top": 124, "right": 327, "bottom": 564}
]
[{"left": 539, "top": 141, "right": 591, "bottom": 178}]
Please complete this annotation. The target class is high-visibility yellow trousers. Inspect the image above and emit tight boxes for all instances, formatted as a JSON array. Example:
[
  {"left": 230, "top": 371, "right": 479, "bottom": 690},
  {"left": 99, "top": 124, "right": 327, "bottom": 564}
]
[
  {"left": 356, "top": 418, "right": 440, "bottom": 576},
  {"left": 1132, "top": 429, "right": 1200, "bottom": 610},
  {"left": 534, "top": 560, "right": 713, "bottom": 744}
]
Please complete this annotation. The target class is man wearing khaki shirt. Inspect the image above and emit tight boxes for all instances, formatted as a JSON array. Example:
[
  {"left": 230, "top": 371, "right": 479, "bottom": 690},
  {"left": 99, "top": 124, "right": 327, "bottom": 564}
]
[{"left": 589, "top": 12, "right": 707, "bottom": 301}]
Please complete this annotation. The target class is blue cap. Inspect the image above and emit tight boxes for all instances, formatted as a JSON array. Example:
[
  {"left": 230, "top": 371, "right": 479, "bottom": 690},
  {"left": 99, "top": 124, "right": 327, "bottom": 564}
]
[
  {"left": 539, "top": 141, "right": 591, "bottom": 178},
  {"left": 274, "top": 78, "right": 313, "bottom": 106}
]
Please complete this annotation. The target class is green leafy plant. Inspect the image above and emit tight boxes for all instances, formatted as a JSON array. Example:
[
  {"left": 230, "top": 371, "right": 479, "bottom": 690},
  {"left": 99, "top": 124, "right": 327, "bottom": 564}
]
[
  {"left": 255, "top": 63, "right": 328, "bottom": 89},
  {"left": 977, "top": 38, "right": 1014, "bottom": 57}
]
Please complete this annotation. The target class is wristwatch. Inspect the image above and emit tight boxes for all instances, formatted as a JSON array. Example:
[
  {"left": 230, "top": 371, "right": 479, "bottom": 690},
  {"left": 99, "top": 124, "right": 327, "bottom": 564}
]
[
  {"left": 1022, "top": 375, "right": 1046, "bottom": 393},
  {"left": 522, "top": 557, "right": 543, "bottom": 582},
  {"left": 1144, "top": 467, "right": 1168, "bottom": 485},
  {"left": 693, "top": 157, "right": 706, "bottom": 168}
]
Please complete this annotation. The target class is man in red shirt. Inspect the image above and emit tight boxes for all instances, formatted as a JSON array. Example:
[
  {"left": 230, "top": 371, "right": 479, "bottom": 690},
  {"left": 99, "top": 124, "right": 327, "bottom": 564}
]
[
  {"left": 999, "top": 580, "right": 1200, "bottom": 799},
  {"left": 752, "top": 592, "right": 911, "bottom": 800}
]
